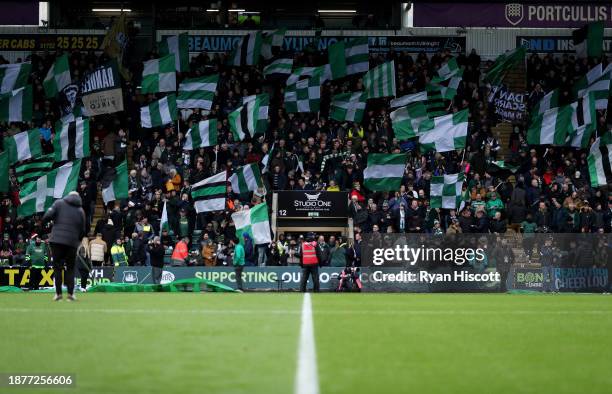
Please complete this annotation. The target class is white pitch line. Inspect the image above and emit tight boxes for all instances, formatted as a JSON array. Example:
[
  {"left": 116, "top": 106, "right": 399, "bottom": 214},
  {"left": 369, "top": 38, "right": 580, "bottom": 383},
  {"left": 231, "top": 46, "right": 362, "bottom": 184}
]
[{"left": 295, "top": 293, "right": 320, "bottom": 394}]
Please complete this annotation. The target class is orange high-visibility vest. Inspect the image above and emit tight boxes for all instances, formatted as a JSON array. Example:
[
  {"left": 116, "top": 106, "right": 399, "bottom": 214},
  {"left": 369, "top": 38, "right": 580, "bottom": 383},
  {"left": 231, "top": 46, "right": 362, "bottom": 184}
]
[{"left": 302, "top": 242, "right": 318, "bottom": 265}]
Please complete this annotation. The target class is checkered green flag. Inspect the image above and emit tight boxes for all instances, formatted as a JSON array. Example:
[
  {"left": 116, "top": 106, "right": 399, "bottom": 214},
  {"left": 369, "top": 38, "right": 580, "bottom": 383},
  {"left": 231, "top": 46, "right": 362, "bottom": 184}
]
[
  {"left": 430, "top": 173, "right": 465, "bottom": 209},
  {"left": 284, "top": 75, "right": 320, "bottom": 113}
]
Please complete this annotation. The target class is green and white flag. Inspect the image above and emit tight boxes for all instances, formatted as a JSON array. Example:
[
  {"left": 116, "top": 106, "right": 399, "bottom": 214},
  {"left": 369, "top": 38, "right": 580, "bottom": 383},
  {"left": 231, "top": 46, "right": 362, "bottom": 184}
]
[
  {"left": 428, "top": 68, "right": 463, "bottom": 100},
  {"left": 228, "top": 32, "right": 262, "bottom": 66},
  {"left": 4, "top": 128, "right": 41, "bottom": 165},
  {"left": 53, "top": 118, "right": 90, "bottom": 162},
  {"left": 229, "top": 96, "right": 263, "bottom": 140},
  {"left": 284, "top": 76, "right": 321, "bottom": 113},
  {"left": 232, "top": 203, "right": 271, "bottom": 245},
  {"left": 261, "top": 28, "right": 286, "bottom": 60},
  {"left": 184, "top": 119, "right": 218, "bottom": 150},
  {"left": 263, "top": 58, "right": 293, "bottom": 77},
  {"left": 18, "top": 159, "right": 81, "bottom": 217},
  {"left": 570, "top": 92, "right": 596, "bottom": 137},
  {"left": 0, "top": 62, "right": 31, "bottom": 94},
  {"left": 140, "top": 94, "right": 177, "bottom": 128},
  {"left": 141, "top": 54, "right": 176, "bottom": 93},
  {"left": 363, "top": 61, "right": 396, "bottom": 99},
  {"left": 15, "top": 154, "right": 54, "bottom": 184},
  {"left": 570, "top": 124, "right": 595, "bottom": 149},
  {"left": 330, "top": 92, "right": 366, "bottom": 123},
  {"left": 587, "top": 132, "right": 612, "bottom": 188},
  {"left": 328, "top": 37, "right": 369, "bottom": 79},
  {"left": 160, "top": 201, "right": 170, "bottom": 232},
  {"left": 490, "top": 160, "right": 519, "bottom": 173},
  {"left": 437, "top": 57, "right": 460, "bottom": 78},
  {"left": 229, "top": 163, "right": 264, "bottom": 194},
  {"left": 390, "top": 90, "right": 447, "bottom": 117},
  {"left": 192, "top": 171, "right": 227, "bottom": 213},
  {"left": 527, "top": 104, "right": 573, "bottom": 145},
  {"left": 177, "top": 74, "right": 218, "bottom": 110},
  {"left": 573, "top": 63, "right": 610, "bottom": 110},
  {"left": 286, "top": 67, "right": 316, "bottom": 86},
  {"left": 418, "top": 109, "right": 469, "bottom": 153},
  {"left": 363, "top": 153, "right": 406, "bottom": 191},
  {"left": 483, "top": 46, "right": 526, "bottom": 85},
  {"left": 102, "top": 160, "right": 128, "bottom": 204},
  {"left": 159, "top": 33, "right": 189, "bottom": 72},
  {"left": 242, "top": 94, "right": 269, "bottom": 132},
  {"left": 573, "top": 21, "right": 604, "bottom": 58},
  {"left": 0, "top": 86, "right": 32, "bottom": 122},
  {"left": 43, "top": 54, "right": 70, "bottom": 98},
  {"left": 430, "top": 173, "right": 465, "bottom": 209},
  {"left": 532, "top": 88, "right": 560, "bottom": 117},
  {"left": 391, "top": 102, "right": 429, "bottom": 140},
  {"left": 0, "top": 151, "right": 7, "bottom": 193}
]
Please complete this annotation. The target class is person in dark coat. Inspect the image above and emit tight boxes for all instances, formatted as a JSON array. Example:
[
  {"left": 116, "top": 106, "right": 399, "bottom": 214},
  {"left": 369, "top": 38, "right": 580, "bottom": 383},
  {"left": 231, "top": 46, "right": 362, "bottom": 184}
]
[
  {"left": 42, "top": 192, "right": 86, "bottom": 301},
  {"left": 129, "top": 232, "right": 147, "bottom": 266},
  {"left": 102, "top": 219, "right": 119, "bottom": 263},
  {"left": 148, "top": 236, "right": 166, "bottom": 284},
  {"left": 243, "top": 233, "right": 255, "bottom": 266}
]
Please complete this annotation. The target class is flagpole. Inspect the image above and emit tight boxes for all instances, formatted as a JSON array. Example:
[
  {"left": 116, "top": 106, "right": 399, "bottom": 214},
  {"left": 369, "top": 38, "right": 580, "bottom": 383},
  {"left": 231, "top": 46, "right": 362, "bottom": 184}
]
[{"left": 460, "top": 148, "right": 466, "bottom": 165}]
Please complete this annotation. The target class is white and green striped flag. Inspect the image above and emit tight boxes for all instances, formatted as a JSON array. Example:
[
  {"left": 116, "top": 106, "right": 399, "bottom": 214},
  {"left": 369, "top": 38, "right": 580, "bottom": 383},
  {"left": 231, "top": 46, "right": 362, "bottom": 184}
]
[
  {"left": 15, "top": 154, "right": 54, "bottom": 184},
  {"left": 18, "top": 159, "right": 81, "bottom": 217},
  {"left": 0, "top": 62, "right": 31, "bottom": 94},
  {"left": 263, "top": 58, "right": 293, "bottom": 77},
  {"left": 330, "top": 92, "right": 366, "bottom": 123},
  {"left": 184, "top": 119, "right": 218, "bottom": 150},
  {"left": 232, "top": 202, "right": 271, "bottom": 245},
  {"left": 527, "top": 104, "right": 573, "bottom": 146},
  {"left": 102, "top": 160, "right": 129, "bottom": 204},
  {"left": 159, "top": 33, "right": 189, "bottom": 72},
  {"left": 243, "top": 94, "right": 269, "bottom": 132},
  {"left": 0, "top": 86, "right": 32, "bottom": 122},
  {"left": 284, "top": 76, "right": 321, "bottom": 113},
  {"left": 229, "top": 163, "right": 264, "bottom": 194},
  {"left": 437, "top": 57, "right": 460, "bottom": 78},
  {"left": 229, "top": 96, "right": 263, "bottom": 141},
  {"left": 53, "top": 118, "right": 90, "bottom": 162},
  {"left": 418, "top": 109, "right": 469, "bottom": 153},
  {"left": 140, "top": 94, "right": 177, "bottom": 128},
  {"left": 532, "top": 88, "right": 560, "bottom": 117},
  {"left": 430, "top": 173, "right": 465, "bottom": 209},
  {"left": 228, "top": 32, "right": 262, "bottom": 67},
  {"left": 363, "top": 61, "right": 396, "bottom": 99},
  {"left": 391, "top": 102, "right": 429, "bottom": 140},
  {"left": 573, "top": 63, "right": 610, "bottom": 110},
  {"left": 43, "top": 54, "right": 70, "bottom": 98},
  {"left": 570, "top": 92, "right": 596, "bottom": 137},
  {"left": 4, "top": 128, "right": 41, "bottom": 165},
  {"left": 160, "top": 201, "right": 170, "bottom": 232},
  {"left": 192, "top": 171, "right": 227, "bottom": 213},
  {"left": 587, "top": 132, "right": 612, "bottom": 188},
  {"left": 569, "top": 124, "right": 595, "bottom": 149},
  {"left": 390, "top": 90, "right": 447, "bottom": 117},
  {"left": 177, "top": 74, "right": 218, "bottom": 110},
  {"left": 261, "top": 28, "right": 286, "bottom": 60},
  {"left": 328, "top": 37, "right": 369, "bottom": 79},
  {"left": 363, "top": 153, "right": 406, "bottom": 191},
  {"left": 141, "top": 54, "right": 176, "bottom": 93},
  {"left": 390, "top": 91, "right": 428, "bottom": 108}
]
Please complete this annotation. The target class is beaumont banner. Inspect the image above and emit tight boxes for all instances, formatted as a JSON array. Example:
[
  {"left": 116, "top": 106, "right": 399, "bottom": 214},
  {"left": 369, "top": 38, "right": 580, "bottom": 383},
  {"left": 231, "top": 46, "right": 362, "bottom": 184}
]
[
  {"left": 517, "top": 36, "right": 612, "bottom": 54},
  {"left": 0, "top": 33, "right": 105, "bottom": 51},
  {"left": 488, "top": 85, "right": 527, "bottom": 123},
  {"left": 0, "top": 267, "right": 114, "bottom": 288},
  {"left": 414, "top": 3, "right": 612, "bottom": 28},
  {"left": 80, "top": 60, "right": 124, "bottom": 116},
  {"left": 162, "top": 34, "right": 466, "bottom": 54}
]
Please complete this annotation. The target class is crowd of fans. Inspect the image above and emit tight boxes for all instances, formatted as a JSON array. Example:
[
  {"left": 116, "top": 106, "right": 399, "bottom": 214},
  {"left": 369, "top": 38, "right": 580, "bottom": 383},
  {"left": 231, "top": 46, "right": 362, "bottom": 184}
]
[{"left": 0, "top": 42, "right": 610, "bottom": 271}]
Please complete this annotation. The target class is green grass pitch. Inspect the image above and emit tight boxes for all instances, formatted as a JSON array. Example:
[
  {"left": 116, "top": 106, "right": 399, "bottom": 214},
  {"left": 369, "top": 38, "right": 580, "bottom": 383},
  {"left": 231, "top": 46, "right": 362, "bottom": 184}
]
[{"left": 1, "top": 293, "right": 612, "bottom": 394}]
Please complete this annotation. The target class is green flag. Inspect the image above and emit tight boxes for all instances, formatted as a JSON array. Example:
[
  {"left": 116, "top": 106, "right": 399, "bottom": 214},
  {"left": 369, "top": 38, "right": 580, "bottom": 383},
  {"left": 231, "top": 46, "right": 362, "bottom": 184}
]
[
  {"left": 159, "top": 33, "right": 189, "bottom": 72},
  {"left": 483, "top": 47, "right": 526, "bottom": 85},
  {"left": 43, "top": 54, "right": 70, "bottom": 98},
  {"left": 573, "top": 21, "right": 604, "bottom": 58},
  {"left": 363, "top": 153, "right": 406, "bottom": 191}
]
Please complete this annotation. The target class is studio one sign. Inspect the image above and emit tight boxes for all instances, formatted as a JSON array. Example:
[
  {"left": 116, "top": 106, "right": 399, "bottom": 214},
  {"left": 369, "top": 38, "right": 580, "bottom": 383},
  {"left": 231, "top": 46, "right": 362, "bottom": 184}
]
[{"left": 276, "top": 191, "right": 348, "bottom": 218}]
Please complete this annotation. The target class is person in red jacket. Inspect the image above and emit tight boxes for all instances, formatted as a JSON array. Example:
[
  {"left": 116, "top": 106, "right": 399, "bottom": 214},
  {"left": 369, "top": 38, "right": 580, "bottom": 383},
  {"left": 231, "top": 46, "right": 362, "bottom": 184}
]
[
  {"left": 300, "top": 232, "right": 320, "bottom": 292},
  {"left": 171, "top": 237, "right": 189, "bottom": 266}
]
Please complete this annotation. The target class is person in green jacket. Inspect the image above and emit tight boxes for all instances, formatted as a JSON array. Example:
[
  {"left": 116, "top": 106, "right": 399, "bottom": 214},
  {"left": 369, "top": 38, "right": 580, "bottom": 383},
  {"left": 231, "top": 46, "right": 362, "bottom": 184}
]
[
  {"left": 329, "top": 237, "right": 348, "bottom": 267},
  {"left": 485, "top": 192, "right": 505, "bottom": 218},
  {"left": 26, "top": 235, "right": 49, "bottom": 290},
  {"left": 231, "top": 237, "right": 245, "bottom": 291},
  {"left": 111, "top": 238, "right": 129, "bottom": 267},
  {"left": 521, "top": 214, "right": 538, "bottom": 260}
]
